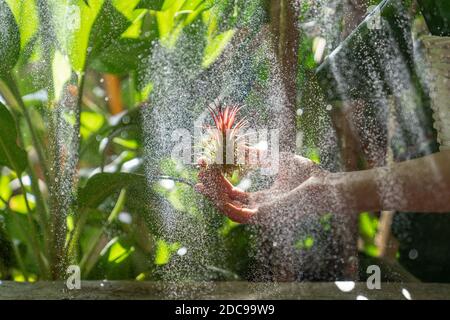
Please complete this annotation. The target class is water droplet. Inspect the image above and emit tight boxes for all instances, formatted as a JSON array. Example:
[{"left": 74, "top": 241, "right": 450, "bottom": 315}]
[
  {"left": 118, "top": 212, "right": 132, "bottom": 224},
  {"left": 159, "top": 179, "right": 175, "bottom": 190},
  {"left": 335, "top": 281, "right": 355, "bottom": 292},
  {"left": 408, "top": 249, "right": 418, "bottom": 260},
  {"left": 177, "top": 247, "right": 187, "bottom": 256},
  {"left": 122, "top": 116, "right": 131, "bottom": 125},
  {"left": 236, "top": 178, "right": 252, "bottom": 191},
  {"left": 402, "top": 288, "right": 412, "bottom": 300},
  {"left": 356, "top": 295, "right": 368, "bottom": 300}
]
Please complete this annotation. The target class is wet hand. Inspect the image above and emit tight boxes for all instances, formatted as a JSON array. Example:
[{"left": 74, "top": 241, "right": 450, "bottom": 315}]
[{"left": 195, "top": 152, "right": 328, "bottom": 224}]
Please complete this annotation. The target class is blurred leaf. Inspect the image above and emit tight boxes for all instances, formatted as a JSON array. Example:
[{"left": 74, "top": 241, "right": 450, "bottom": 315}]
[
  {"left": 219, "top": 218, "right": 239, "bottom": 237},
  {"left": 156, "top": 0, "right": 185, "bottom": 46},
  {"left": 10, "top": 194, "right": 35, "bottom": 214},
  {"left": 52, "top": 50, "right": 72, "bottom": 102},
  {"left": 0, "top": 175, "right": 12, "bottom": 208},
  {"left": 108, "top": 240, "right": 134, "bottom": 263},
  {"left": 90, "top": 38, "right": 153, "bottom": 75},
  {"left": 0, "top": 0, "right": 21, "bottom": 76},
  {"left": 5, "top": 0, "right": 39, "bottom": 50},
  {"left": 306, "top": 147, "right": 321, "bottom": 164},
  {"left": 12, "top": 269, "right": 26, "bottom": 282},
  {"left": 87, "top": 0, "right": 138, "bottom": 63},
  {"left": 0, "top": 103, "right": 28, "bottom": 173},
  {"left": 97, "top": 107, "right": 142, "bottom": 154},
  {"left": 364, "top": 243, "right": 379, "bottom": 257},
  {"left": 319, "top": 213, "right": 332, "bottom": 231},
  {"left": 156, "top": 0, "right": 210, "bottom": 47},
  {"left": 66, "top": 215, "right": 75, "bottom": 232},
  {"left": 53, "top": 0, "right": 139, "bottom": 72},
  {"left": 154, "top": 239, "right": 180, "bottom": 265},
  {"left": 136, "top": 0, "right": 164, "bottom": 10},
  {"left": 154, "top": 239, "right": 169, "bottom": 265},
  {"left": 202, "top": 29, "right": 235, "bottom": 68},
  {"left": 359, "top": 212, "right": 379, "bottom": 239},
  {"left": 223, "top": 224, "right": 253, "bottom": 276},
  {"left": 295, "top": 236, "right": 315, "bottom": 250},
  {"left": 80, "top": 111, "right": 105, "bottom": 140},
  {"left": 113, "top": 137, "right": 139, "bottom": 150},
  {"left": 78, "top": 172, "right": 146, "bottom": 209},
  {"left": 359, "top": 212, "right": 380, "bottom": 257}
]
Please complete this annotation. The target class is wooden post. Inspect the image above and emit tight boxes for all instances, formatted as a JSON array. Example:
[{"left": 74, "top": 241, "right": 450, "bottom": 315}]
[
  {"left": 375, "top": 97, "right": 399, "bottom": 259},
  {"left": 258, "top": 0, "right": 300, "bottom": 282},
  {"left": 330, "top": 101, "right": 364, "bottom": 280},
  {"left": 104, "top": 74, "right": 124, "bottom": 115},
  {"left": 270, "top": 0, "right": 299, "bottom": 153}
]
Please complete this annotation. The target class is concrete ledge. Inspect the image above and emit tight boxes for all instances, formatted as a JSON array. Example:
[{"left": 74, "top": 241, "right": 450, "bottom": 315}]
[{"left": 0, "top": 281, "right": 449, "bottom": 300}]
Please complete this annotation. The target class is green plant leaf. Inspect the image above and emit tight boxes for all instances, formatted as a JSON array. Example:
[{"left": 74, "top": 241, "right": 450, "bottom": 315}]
[
  {"left": 0, "top": 103, "right": 28, "bottom": 173},
  {"left": 90, "top": 38, "right": 153, "bottom": 74},
  {"left": 53, "top": 0, "right": 139, "bottom": 72},
  {"left": 0, "top": 0, "right": 21, "bottom": 76},
  {"left": 108, "top": 240, "right": 134, "bottom": 263},
  {"left": 359, "top": 212, "right": 379, "bottom": 239},
  {"left": 78, "top": 172, "right": 146, "bottom": 209},
  {"left": 5, "top": 0, "right": 39, "bottom": 51},
  {"left": 156, "top": 0, "right": 209, "bottom": 47},
  {"left": 87, "top": 0, "right": 135, "bottom": 63},
  {"left": 10, "top": 194, "right": 35, "bottom": 214},
  {"left": 154, "top": 239, "right": 180, "bottom": 265},
  {"left": 202, "top": 29, "right": 235, "bottom": 68},
  {"left": 80, "top": 111, "right": 105, "bottom": 140},
  {"left": 136, "top": 0, "right": 164, "bottom": 11}
]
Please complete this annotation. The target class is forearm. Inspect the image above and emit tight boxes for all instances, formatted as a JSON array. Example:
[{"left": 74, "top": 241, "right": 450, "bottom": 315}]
[{"left": 332, "top": 151, "right": 450, "bottom": 213}]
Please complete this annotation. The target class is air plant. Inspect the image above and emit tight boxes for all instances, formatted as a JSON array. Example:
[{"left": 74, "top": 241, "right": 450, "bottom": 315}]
[{"left": 200, "top": 103, "right": 248, "bottom": 174}]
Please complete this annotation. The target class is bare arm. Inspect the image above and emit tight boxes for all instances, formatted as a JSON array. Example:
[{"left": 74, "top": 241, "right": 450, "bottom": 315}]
[
  {"left": 197, "top": 151, "right": 450, "bottom": 224},
  {"left": 332, "top": 150, "right": 450, "bottom": 213}
]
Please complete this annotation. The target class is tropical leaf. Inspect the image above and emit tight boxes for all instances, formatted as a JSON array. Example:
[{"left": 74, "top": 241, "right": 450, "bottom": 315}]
[
  {"left": 87, "top": 0, "right": 135, "bottom": 63},
  {"left": 5, "top": 0, "right": 39, "bottom": 50},
  {"left": 0, "top": 0, "right": 21, "bottom": 76},
  {"left": 52, "top": 0, "right": 140, "bottom": 72},
  {"left": 0, "top": 103, "right": 28, "bottom": 173},
  {"left": 78, "top": 172, "right": 146, "bottom": 209},
  {"left": 202, "top": 29, "right": 235, "bottom": 68},
  {"left": 136, "top": 0, "right": 164, "bottom": 11},
  {"left": 90, "top": 38, "right": 153, "bottom": 74}
]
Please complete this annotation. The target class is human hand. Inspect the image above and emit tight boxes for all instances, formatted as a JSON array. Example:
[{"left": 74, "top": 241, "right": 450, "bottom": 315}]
[{"left": 195, "top": 152, "right": 330, "bottom": 224}]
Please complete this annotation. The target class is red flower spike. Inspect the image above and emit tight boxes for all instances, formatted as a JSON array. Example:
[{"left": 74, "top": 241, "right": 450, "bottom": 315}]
[{"left": 203, "top": 103, "right": 247, "bottom": 173}]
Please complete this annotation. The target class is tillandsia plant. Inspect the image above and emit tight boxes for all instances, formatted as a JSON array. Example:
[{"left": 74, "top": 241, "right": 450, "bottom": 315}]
[{"left": 200, "top": 103, "right": 248, "bottom": 175}]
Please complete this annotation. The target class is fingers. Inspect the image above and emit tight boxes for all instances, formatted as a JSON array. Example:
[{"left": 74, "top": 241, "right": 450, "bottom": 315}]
[
  {"left": 198, "top": 164, "right": 250, "bottom": 203},
  {"left": 195, "top": 183, "right": 257, "bottom": 223},
  {"left": 223, "top": 203, "right": 257, "bottom": 224}
]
